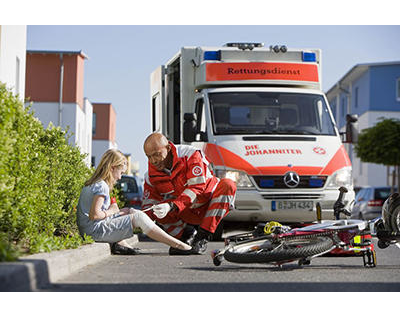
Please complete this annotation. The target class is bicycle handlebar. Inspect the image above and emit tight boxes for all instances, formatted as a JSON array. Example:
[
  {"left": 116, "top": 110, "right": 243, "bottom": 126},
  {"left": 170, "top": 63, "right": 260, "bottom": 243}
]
[{"left": 333, "top": 187, "right": 351, "bottom": 219}]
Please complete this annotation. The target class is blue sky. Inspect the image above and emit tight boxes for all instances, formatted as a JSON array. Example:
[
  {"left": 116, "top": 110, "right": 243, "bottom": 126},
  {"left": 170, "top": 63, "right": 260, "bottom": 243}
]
[{"left": 25, "top": 25, "right": 400, "bottom": 175}]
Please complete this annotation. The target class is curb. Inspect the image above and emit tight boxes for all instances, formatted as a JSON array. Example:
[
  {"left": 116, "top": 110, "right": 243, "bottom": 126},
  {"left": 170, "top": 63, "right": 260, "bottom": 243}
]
[{"left": 0, "top": 235, "right": 138, "bottom": 291}]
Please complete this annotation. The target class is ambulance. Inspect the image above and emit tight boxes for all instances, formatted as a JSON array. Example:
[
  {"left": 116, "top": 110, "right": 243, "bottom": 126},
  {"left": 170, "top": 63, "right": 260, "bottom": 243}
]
[{"left": 150, "top": 42, "right": 358, "bottom": 225}]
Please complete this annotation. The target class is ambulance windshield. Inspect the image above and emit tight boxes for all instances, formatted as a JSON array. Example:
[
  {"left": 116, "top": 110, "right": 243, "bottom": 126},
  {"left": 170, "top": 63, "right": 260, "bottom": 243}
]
[{"left": 209, "top": 92, "right": 336, "bottom": 136}]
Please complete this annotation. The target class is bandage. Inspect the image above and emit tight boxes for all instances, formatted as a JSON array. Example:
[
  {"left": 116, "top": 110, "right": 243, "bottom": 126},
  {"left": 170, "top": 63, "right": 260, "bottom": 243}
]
[{"left": 130, "top": 208, "right": 156, "bottom": 234}]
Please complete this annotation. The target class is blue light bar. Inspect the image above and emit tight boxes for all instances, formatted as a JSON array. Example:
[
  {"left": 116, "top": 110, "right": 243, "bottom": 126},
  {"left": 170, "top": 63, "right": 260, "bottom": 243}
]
[
  {"left": 309, "top": 178, "right": 323, "bottom": 187},
  {"left": 260, "top": 179, "right": 274, "bottom": 188},
  {"left": 204, "top": 51, "right": 221, "bottom": 61},
  {"left": 302, "top": 52, "right": 316, "bottom": 62}
]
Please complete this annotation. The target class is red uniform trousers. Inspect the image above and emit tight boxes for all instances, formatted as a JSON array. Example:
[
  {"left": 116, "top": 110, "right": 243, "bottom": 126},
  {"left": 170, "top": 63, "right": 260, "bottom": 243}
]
[{"left": 150, "top": 178, "right": 236, "bottom": 239}]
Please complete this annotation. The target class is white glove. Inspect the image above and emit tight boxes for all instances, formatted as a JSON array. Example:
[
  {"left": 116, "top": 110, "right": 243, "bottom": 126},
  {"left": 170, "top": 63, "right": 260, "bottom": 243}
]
[{"left": 153, "top": 202, "right": 172, "bottom": 219}]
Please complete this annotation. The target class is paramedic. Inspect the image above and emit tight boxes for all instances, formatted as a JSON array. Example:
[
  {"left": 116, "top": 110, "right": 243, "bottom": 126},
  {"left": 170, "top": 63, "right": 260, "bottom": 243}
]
[{"left": 142, "top": 133, "right": 236, "bottom": 255}]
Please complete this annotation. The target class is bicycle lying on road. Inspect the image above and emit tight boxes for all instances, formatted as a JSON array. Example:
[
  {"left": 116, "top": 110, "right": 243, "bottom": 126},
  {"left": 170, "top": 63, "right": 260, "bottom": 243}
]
[{"left": 211, "top": 187, "right": 400, "bottom": 268}]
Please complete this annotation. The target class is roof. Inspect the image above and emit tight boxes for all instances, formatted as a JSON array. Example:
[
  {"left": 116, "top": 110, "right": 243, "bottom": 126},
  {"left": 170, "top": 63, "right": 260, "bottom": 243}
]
[
  {"left": 26, "top": 49, "right": 89, "bottom": 59},
  {"left": 326, "top": 60, "right": 400, "bottom": 97}
]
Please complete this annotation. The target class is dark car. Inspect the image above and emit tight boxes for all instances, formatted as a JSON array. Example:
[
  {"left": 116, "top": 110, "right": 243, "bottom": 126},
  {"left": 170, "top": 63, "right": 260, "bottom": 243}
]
[
  {"left": 116, "top": 175, "right": 143, "bottom": 209},
  {"left": 351, "top": 186, "right": 396, "bottom": 220}
]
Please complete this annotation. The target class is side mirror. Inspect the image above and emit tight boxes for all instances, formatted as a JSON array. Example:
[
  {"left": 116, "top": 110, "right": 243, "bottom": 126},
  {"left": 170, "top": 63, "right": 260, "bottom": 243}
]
[
  {"left": 183, "top": 113, "right": 197, "bottom": 142},
  {"left": 345, "top": 114, "right": 359, "bottom": 143}
]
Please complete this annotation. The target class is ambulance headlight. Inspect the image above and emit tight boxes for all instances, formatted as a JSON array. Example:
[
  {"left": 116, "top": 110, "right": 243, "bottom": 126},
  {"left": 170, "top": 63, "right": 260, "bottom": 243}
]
[
  {"left": 326, "top": 167, "right": 352, "bottom": 188},
  {"left": 216, "top": 170, "right": 254, "bottom": 188}
]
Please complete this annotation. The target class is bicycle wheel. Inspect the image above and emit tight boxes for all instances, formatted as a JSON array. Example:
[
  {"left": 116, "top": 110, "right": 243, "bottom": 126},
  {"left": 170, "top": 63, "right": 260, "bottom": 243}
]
[
  {"left": 224, "top": 236, "right": 333, "bottom": 264},
  {"left": 383, "top": 193, "right": 400, "bottom": 232},
  {"left": 389, "top": 206, "right": 400, "bottom": 233}
]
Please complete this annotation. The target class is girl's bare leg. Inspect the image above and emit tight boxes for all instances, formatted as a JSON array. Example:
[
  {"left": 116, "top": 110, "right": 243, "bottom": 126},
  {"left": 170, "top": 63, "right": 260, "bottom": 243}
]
[
  {"left": 129, "top": 210, "right": 191, "bottom": 250},
  {"left": 146, "top": 225, "right": 191, "bottom": 250}
]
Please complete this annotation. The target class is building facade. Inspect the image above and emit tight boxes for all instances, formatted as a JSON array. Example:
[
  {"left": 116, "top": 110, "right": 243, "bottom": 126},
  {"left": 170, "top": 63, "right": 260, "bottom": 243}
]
[
  {"left": 25, "top": 50, "right": 92, "bottom": 166},
  {"left": 326, "top": 61, "right": 400, "bottom": 187},
  {"left": 92, "top": 102, "right": 118, "bottom": 167},
  {"left": 0, "top": 25, "right": 27, "bottom": 101}
]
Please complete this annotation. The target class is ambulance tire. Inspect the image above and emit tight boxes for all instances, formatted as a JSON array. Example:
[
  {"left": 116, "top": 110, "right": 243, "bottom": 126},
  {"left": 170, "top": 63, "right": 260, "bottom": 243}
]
[{"left": 223, "top": 236, "right": 333, "bottom": 264}]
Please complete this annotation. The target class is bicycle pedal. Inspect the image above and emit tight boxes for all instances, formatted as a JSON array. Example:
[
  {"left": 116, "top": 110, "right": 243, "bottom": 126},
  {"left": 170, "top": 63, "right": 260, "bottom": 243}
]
[{"left": 362, "top": 250, "right": 377, "bottom": 268}]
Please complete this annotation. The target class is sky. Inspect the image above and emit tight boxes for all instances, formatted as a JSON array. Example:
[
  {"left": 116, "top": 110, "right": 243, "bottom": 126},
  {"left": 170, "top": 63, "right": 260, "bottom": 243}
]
[{"left": 25, "top": 24, "right": 400, "bottom": 176}]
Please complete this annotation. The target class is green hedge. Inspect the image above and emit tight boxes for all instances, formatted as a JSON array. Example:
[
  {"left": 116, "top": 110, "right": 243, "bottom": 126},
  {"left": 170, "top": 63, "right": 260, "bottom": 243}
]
[{"left": 0, "top": 83, "right": 94, "bottom": 261}]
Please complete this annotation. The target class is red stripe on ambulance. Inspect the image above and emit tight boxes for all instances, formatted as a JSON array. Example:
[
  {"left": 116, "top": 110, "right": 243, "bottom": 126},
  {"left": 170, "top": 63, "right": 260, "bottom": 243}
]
[{"left": 206, "top": 62, "right": 319, "bottom": 82}]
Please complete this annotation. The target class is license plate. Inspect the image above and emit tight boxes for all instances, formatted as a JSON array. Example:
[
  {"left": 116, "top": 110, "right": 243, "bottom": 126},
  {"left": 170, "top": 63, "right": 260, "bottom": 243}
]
[{"left": 271, "top": 201, "right": 314, "bottom": 211}]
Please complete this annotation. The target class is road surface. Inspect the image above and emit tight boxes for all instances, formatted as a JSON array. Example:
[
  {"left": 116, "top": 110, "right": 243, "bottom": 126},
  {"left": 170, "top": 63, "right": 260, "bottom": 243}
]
[{"left": 47, "top": 237, "right": 400, "bottom": 291}]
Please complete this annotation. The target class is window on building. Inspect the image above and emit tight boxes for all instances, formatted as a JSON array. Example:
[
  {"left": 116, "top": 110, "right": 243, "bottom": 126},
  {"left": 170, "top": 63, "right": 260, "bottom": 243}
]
[
  {"left": 397, "top": 78, "right": 400, "bottom": 101},
  {"left": 354, "top": 87, "right": 358, "bottom": 108},
  {"left": 91, "top": 156, "right": 96, "bottom": 167},
  {"left": 92, "top": 113, "right": 96, "bottom": 136},
  {"left": 331, "top": 101, "right": 336, "bottom": 120},
  {"left": 341, "top": 97, "right": 346, "bottom": 117}
]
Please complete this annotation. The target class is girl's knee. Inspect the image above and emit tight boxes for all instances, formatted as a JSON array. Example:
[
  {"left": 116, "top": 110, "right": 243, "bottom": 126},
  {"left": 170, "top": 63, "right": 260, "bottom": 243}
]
[{"left": 131, "top": 210, "right": 155, "bottom": 234}]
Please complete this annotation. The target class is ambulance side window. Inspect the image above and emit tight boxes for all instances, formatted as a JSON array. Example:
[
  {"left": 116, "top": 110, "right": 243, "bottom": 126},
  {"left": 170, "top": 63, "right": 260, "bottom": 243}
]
[{"left": 195, "top": 98, "right": 207, "bottom": 141}]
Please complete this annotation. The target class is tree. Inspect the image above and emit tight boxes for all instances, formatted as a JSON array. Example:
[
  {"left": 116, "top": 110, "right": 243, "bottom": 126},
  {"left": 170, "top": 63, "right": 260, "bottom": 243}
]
[{"left": 354, "top": 118, "right": 400, "bottom": 193}]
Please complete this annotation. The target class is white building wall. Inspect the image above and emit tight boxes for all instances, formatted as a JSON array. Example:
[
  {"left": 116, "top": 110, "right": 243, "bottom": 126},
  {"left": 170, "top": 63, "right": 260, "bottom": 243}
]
[
  {"left": 28, "top": 100, "right": 93, "bottom": 167},
  {"left": 92, "top": 139, "right": 118, "bottom": 168},
  {"left": 82, "top": 98, "right": 93, "bottom": 167},
  {"left": 0, "top": 25, "right": 27, "bottom": 101}
]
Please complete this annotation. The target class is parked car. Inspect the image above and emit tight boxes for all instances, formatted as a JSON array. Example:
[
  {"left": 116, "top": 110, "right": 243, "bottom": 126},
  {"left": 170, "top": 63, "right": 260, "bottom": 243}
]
[
  {"left": 351, "top": 186, "right": 397, "bottom": 220},
  {"left": 116, "top": 175, "right": 143, "bottom": 209}
]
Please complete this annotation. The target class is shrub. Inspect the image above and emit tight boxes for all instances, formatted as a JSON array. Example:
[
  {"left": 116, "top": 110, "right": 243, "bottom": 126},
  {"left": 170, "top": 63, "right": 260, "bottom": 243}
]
[{"left": 0, "top": 83, "right": 93, "bottom": 260}]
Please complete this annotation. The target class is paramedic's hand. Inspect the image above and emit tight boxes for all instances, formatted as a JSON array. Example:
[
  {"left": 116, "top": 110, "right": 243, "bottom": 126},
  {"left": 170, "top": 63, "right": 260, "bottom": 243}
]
[{"left": 153, "top": 202, "right": 172, "bottom": 219}]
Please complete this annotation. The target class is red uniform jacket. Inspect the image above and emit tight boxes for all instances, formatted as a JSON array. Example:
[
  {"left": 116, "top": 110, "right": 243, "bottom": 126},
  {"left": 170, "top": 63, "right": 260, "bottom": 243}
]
[{"left": 142, "top": 142, "right": 219, "bottom": 221}]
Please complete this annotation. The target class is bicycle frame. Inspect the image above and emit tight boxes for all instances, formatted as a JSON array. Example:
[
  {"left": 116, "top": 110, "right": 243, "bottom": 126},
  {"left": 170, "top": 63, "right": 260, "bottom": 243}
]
[
  {"left": 212, "top": 218, "right": 376, "bottom": 267},
  {"left": 211, "top": 186, "right": 399, "bottom": 268},
  {"left": 292, "top": 220, "right": 375, "bottom": 263}
]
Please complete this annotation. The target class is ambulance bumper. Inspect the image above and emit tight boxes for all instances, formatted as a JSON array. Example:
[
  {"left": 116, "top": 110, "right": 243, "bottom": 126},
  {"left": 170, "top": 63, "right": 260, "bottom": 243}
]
[{"left": 226, "top": 188, "right": 355, "bottom": 223}]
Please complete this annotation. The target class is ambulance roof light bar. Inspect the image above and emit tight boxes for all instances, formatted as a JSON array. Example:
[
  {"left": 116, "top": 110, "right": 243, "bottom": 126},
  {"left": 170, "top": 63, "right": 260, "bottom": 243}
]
[
  {"left": 224, "top": 42, "right": 264, "bottom": 50},
  {"left": 302, "top": 52, "right": 317, "bottom": 62}
]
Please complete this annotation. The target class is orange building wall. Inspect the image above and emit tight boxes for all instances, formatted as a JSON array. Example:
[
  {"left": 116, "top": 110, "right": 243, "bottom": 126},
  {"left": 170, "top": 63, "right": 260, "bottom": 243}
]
[
  {"left": 25, "top": 52, "right": 85, "bottom": 109},
  {"left": 93, "top": 103, "right": 116, "bottom": 142}
]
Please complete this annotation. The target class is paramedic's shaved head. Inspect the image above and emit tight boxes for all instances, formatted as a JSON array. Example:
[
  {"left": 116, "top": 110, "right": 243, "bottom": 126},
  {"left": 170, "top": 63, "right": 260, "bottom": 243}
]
[
  {"left": 144, "top": 133, "right": 172, "bottom": 170},
  {"left": 144, "top": 133, "right": 168, "bottom": 152}
]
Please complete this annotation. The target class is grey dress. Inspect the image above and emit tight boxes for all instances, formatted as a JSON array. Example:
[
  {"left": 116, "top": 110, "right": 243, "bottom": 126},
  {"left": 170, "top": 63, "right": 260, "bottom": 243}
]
[{"left": 76, "top": 180, "right": 134, "bottom": 243}]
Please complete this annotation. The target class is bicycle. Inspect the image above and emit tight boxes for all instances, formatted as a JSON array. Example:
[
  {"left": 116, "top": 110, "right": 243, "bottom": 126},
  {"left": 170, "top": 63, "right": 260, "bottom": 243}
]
[{"left": 211, "top": 187, "right": 400, "bottom": 268}]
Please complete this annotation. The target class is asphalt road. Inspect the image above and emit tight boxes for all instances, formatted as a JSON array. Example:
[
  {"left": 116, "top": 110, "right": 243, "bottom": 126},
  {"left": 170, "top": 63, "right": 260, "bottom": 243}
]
[{"left": 47, "top": 237, "right": 400, "bottom": 292}]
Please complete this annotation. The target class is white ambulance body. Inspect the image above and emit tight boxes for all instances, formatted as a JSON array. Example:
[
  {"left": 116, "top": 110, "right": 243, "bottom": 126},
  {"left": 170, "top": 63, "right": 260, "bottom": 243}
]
[{"left": 151, "top": 43, "right": 357, "bottom": 224}]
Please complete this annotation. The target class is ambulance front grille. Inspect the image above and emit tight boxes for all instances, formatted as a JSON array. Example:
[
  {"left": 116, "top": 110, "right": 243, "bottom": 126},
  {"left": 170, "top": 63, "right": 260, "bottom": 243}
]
[
  {"left": 252, "top": 175, "right": 327, "bottom": 189},
  {"left": 261, "top": 193, "right": 324, "bottom": 200}
]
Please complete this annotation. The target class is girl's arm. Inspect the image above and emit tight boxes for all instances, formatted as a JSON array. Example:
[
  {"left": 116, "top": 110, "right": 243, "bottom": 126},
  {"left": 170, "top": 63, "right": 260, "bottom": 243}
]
[{"left": 89, "top": 195, "right": 121, "bottom": 220}]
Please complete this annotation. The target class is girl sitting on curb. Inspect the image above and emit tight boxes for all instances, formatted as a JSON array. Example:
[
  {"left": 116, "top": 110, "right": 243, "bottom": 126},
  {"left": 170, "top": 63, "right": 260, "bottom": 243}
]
[{"left": 76, "top": 149, "right": 192, "bottom": 255}]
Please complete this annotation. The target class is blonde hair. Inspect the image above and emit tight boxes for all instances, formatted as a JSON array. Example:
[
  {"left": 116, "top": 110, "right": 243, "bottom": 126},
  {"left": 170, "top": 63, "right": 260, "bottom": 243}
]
[{"left": 85, "top": 149, "right": 127, "bottom": 189}]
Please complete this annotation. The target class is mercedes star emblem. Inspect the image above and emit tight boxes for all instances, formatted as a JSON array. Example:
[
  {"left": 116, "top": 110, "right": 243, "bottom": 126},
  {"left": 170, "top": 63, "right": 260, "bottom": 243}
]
[{"left": 283, "top": 171, "right": 300, "bottom": 188}]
